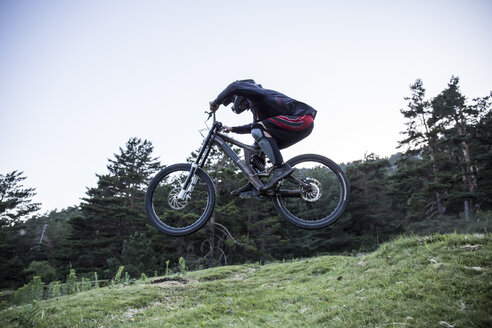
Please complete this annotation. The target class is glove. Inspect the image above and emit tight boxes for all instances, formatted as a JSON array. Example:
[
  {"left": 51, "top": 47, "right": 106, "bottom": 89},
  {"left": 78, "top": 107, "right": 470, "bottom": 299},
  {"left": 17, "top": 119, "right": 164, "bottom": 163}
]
[{"left": 209, "top": 101, "right": 220, "bottom": 112}]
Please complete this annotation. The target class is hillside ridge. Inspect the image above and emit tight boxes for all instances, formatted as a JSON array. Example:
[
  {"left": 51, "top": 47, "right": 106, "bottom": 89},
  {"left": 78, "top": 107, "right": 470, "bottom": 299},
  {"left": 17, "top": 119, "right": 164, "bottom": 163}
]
[{"left": 1, "top": 233, "right": 490, "bottom": 327}]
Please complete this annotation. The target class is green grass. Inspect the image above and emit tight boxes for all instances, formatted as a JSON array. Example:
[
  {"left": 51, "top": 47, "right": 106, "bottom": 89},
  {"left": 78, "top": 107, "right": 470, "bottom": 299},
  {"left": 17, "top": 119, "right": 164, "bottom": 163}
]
[{"left": 2, "top": 233, "right": 491, "bottom": 327}]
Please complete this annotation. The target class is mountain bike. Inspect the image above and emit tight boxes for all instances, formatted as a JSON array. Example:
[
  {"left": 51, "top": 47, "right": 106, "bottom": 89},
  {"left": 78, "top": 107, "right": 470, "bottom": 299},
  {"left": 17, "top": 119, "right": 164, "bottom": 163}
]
[{"left": 145, "top": 112, "right": 349, "bottom": 236}]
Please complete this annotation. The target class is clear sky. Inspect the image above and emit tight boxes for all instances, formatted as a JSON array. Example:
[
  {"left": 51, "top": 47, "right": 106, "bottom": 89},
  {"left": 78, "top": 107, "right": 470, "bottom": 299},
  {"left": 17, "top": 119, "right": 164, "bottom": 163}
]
[{"left": 1, "top": 0, "right": 491, "bottom": 213}]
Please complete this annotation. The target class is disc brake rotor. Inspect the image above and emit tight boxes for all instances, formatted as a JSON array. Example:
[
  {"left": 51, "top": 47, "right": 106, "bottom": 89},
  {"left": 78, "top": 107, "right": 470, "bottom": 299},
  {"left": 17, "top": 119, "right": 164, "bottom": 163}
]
[
  {"left": 168, "top": 188, "right": 187, "bottom": 210},
  {"left": 301, "top": 178, "right": 322, "bottom": 202}
]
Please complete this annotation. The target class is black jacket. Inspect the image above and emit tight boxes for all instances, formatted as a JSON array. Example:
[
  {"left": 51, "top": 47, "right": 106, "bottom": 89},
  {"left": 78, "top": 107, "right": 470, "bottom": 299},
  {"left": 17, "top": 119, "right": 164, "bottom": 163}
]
[{"left": 213, "top": 81, "right": 317, "bottom": 133}]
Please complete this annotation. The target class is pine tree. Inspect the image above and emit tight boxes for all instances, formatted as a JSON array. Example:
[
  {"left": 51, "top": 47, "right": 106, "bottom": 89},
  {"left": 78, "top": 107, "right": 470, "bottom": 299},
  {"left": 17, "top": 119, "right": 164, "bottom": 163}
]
[
  {"left": 0, "top": 171, "right": 41, "bottom": 288},
  {"left": 398, "top": 79, "right": 446, "bottom": 215},
  {"left": 0, "top": 171, "right": 40, "bottom": 226},
  {"left": 121, "top": 231, "right": 157, "bottom": 277},
  {"left": 468, "top": 95, "right": 492, "bottom": 210},
  {"left": 66, "top": 138, "right": 161, "bottom": 277},
  {"left": 345, "top": 154, "right": 401, "bottom": 248},
  {"left": 431, "top": 77, "right": 479, "bottom": 219}
]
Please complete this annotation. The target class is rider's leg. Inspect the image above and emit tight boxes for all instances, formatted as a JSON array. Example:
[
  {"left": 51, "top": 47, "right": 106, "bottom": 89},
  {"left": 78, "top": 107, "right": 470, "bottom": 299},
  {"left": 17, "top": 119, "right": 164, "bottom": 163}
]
[
  {"left": 231, "top": 125, "right": 273, "bottom": 196},
  {"left": 251, "top": 123, "right": 294, "bottom": 190},
  {"left": 262, "top": 115, "right": 314, "bottom": 149},
  {"left": 251, "top": 124, "right": 283, "bottom": 166}
]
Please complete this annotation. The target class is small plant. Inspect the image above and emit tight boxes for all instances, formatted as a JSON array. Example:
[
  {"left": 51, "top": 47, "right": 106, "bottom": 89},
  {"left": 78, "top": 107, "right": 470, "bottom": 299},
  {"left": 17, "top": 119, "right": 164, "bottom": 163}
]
[
  {"left": 66, "top": 269, "right": 78, "bottom": 295},
  {"left": 140, "top": 273, "right": 148, "bottom": 281},
  {"left": 165, "top": 260, "right": 171, "bottom": 276},
  {"left": 111, "top": 266, "right": 125, "bottom": 286},
  {"left": 80, "top": 277, "right": 91, "bottom": 291},
  {"left": 93, "top": 272, "right": 100, "bottom": 288},
  {"left": 15, "top": 301, "right": 40, "bottom": 327},
  {"left": 48, "top": 281, "right": 61, "bottom": 298},
  {"left": 12, "top": 276, "right": 44, "bottom": 305},
  {"left": 12, "top": 286, "right": 29, "bottom": 305},
  {"left": 178, "top": 257, "right": 187, "bottom": 274},
  {"left": 30, "top": 276, "right": 44, "bottom": 301}
]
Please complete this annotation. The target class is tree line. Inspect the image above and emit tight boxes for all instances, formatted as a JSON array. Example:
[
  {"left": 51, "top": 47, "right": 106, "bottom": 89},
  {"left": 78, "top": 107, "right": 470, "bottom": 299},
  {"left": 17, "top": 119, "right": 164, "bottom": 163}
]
[{"left": 1, "top": 76, "right": 491, "bottom": 290}]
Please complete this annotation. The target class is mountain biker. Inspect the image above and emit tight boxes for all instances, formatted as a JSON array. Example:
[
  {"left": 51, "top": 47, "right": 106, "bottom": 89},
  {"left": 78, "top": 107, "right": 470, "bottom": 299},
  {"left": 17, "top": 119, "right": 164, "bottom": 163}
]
[{"left": 209, "top": 79, "right": 317, "bottom": 196}]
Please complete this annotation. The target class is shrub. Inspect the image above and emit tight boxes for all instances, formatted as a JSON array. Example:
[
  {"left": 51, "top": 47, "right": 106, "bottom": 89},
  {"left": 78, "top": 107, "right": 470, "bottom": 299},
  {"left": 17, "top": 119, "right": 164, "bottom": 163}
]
[
  {"left": 80, "top": 277, "right": 91, "bottom": 291},
  {"left": 66, "top": 269, "right": 78, "bottom": 295},
  {"left": 48, "top": 281, "right": 61, "bottom": 298},
  {"left": 15, "top": 301, "right": 40, "bottom": 327},
  {"left": 11, "top": 276, "right": 44, "bottom": 305},
  {"left": 179, "top": 257, "right": 187, "bottom": 274},
  {"left": 23, "top": 261, "right": 57, "bottom": 283},
  {"left": 111, "top": 266, "right": 125, "bottom": 286}
]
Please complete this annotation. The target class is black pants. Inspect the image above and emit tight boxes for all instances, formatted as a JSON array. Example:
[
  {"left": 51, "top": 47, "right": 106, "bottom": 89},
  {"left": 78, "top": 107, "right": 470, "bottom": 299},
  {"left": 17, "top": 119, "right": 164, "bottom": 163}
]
[{"left": 262, "top": 115, "right": 314, "bottom": 149}]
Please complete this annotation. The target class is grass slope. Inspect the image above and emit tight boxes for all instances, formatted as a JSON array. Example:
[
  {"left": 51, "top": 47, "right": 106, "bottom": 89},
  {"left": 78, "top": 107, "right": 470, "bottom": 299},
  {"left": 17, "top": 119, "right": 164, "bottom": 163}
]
[{"left": 1, "top": 233, "right": 490, "bottom": 327}]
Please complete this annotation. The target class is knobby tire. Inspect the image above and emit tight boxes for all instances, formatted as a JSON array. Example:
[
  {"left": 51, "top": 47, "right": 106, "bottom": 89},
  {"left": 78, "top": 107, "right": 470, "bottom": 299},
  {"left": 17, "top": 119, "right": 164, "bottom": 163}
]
[
  {"left": 273, "top": 154, "right": 350, "bottom": 229},
  {"left": 145, "top": 163, "right": 216, "bottom": 236}
]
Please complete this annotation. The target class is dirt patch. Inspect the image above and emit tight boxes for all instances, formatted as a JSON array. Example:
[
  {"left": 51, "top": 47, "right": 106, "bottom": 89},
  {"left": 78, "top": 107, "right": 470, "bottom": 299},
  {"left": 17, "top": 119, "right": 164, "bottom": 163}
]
[{"left": 151, "top": 277, "right": 188, "bottom": 287}]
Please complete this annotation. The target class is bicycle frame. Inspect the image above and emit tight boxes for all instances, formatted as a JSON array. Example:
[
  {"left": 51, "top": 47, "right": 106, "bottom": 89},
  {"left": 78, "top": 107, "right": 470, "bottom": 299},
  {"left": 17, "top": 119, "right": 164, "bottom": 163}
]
[
  {"left": 177, "top": 113, "right": 309, "bottom": 201},
  {"left": 146, "top": 110, "right": 350, "bottom": 236}
]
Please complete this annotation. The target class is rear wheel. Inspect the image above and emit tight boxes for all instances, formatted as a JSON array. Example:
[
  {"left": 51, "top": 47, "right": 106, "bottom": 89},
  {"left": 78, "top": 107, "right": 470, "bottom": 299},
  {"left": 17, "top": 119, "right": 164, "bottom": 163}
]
[
  {"left": 145, "top": 163, "right": 216, "bottom": 236},
  {"left": 273, "top": 154, "right": 349, "bottom": 229}
]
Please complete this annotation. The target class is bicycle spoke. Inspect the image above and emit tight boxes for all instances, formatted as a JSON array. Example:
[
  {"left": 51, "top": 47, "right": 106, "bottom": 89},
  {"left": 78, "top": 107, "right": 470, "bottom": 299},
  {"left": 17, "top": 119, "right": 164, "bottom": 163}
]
[
  {"left": 145, "top": 164, "right": 216, "bottom": 236},
  {"left": 273, "top": 154, "right": 349, "bottom": 229}
]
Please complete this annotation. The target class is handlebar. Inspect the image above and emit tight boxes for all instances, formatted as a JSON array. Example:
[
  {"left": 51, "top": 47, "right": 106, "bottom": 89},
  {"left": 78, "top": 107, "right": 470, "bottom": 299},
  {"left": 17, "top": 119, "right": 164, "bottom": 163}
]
[
  {"left": 205, "top": 111, "right": 222, "bottom": 130},
  {"left": 205, "top": 110, "right": 218, "bottom": 123}
]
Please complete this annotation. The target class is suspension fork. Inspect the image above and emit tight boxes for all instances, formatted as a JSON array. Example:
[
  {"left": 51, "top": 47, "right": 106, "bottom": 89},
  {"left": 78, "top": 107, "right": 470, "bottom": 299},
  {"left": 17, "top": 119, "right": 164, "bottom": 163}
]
[{"left": 177, "top": 123, "right": 218, "bottom": 200}]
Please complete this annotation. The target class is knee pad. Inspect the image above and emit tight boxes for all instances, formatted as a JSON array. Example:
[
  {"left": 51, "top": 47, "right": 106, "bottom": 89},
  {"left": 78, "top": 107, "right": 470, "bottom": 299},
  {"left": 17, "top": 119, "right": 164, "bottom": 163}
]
[
  {"left": 250, "top": 126, "right": 283, "bottom": 166},
  {"left": 251, "top": 127, "right": 263, "bottom": 142}
]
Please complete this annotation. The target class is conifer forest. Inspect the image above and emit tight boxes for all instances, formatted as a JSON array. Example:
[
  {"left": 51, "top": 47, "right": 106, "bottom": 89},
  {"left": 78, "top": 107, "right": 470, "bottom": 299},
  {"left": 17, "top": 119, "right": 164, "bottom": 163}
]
[{"left": 1, "top": 76, "right": 491, "bottom": 294}]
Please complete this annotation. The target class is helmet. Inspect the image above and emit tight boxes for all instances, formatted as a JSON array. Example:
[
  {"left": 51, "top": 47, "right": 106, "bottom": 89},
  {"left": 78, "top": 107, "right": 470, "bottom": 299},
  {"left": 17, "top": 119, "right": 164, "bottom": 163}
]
[
  {"left": 231, "top": 95, "right": 251, "bottom": 114},
  {"left": 230, "top": 79, "right": 262, "bottom": 114}
]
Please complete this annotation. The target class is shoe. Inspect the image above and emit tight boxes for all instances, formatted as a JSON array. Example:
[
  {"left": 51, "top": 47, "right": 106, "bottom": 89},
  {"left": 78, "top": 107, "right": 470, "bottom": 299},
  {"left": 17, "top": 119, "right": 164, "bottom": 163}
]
[
  {"left": 239, "top": 190, "right": 257, "bottom": 199},
  {"left": 260, "top": 163, "right": 295, "bottom": 191},
  {"left": 239, "top": 189, "right": 267, "bottom": 201},
  {"left": 230, "top": 182, "right": 253, "bottom": 196}
]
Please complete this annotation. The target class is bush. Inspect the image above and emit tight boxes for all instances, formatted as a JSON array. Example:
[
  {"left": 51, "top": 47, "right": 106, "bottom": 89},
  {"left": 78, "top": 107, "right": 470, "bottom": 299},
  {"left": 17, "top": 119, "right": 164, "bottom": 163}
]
[
  {"left": 47, "top": 281, "right": 61, "bottom": 298},
  {"left": 66, "top": 269, "right": 78, "bottom": 295},
  {"left": 15, "top": 300, "right": 40, "bottom": 327},
  {"left": 11, "top": 276, "right": 44, "bottom": 305},
  {"left": 23, "top": 261, "right": 57, "bottom": 283},
  {"left": 111, "top": 266, "right": 125, "bottom": 286},
  {"left": 80, "top": 277, "right": 91, "bottom": 291},
  {"left": 179, "top": 257, "right": 187, "bottom": 274}
]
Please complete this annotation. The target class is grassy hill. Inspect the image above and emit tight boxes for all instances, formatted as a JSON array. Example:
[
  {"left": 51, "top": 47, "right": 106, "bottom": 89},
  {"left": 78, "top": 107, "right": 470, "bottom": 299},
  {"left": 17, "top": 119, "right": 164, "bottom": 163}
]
[{"left": 1, "top": 233, "right": 490, "bottom": 327}]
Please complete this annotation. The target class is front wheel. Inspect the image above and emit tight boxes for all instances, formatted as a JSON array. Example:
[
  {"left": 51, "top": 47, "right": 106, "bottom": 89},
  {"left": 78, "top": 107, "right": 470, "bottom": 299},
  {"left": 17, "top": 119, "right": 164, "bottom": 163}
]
[
  {"left": 273, "top": 154, "right": 350, "bottom": 229},
  {"left": 145, "top": 163, "right": 216, "bottom": 236}
]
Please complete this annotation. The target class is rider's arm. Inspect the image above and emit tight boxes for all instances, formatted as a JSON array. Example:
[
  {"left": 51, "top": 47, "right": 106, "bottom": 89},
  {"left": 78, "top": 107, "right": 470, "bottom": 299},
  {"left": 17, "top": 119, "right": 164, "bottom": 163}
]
[
  {"left": 212, "top": 81, "right": 265, "bottom": 106},
  {"left": 231, "top": 123, "right": 254, "bottom": 134}
]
